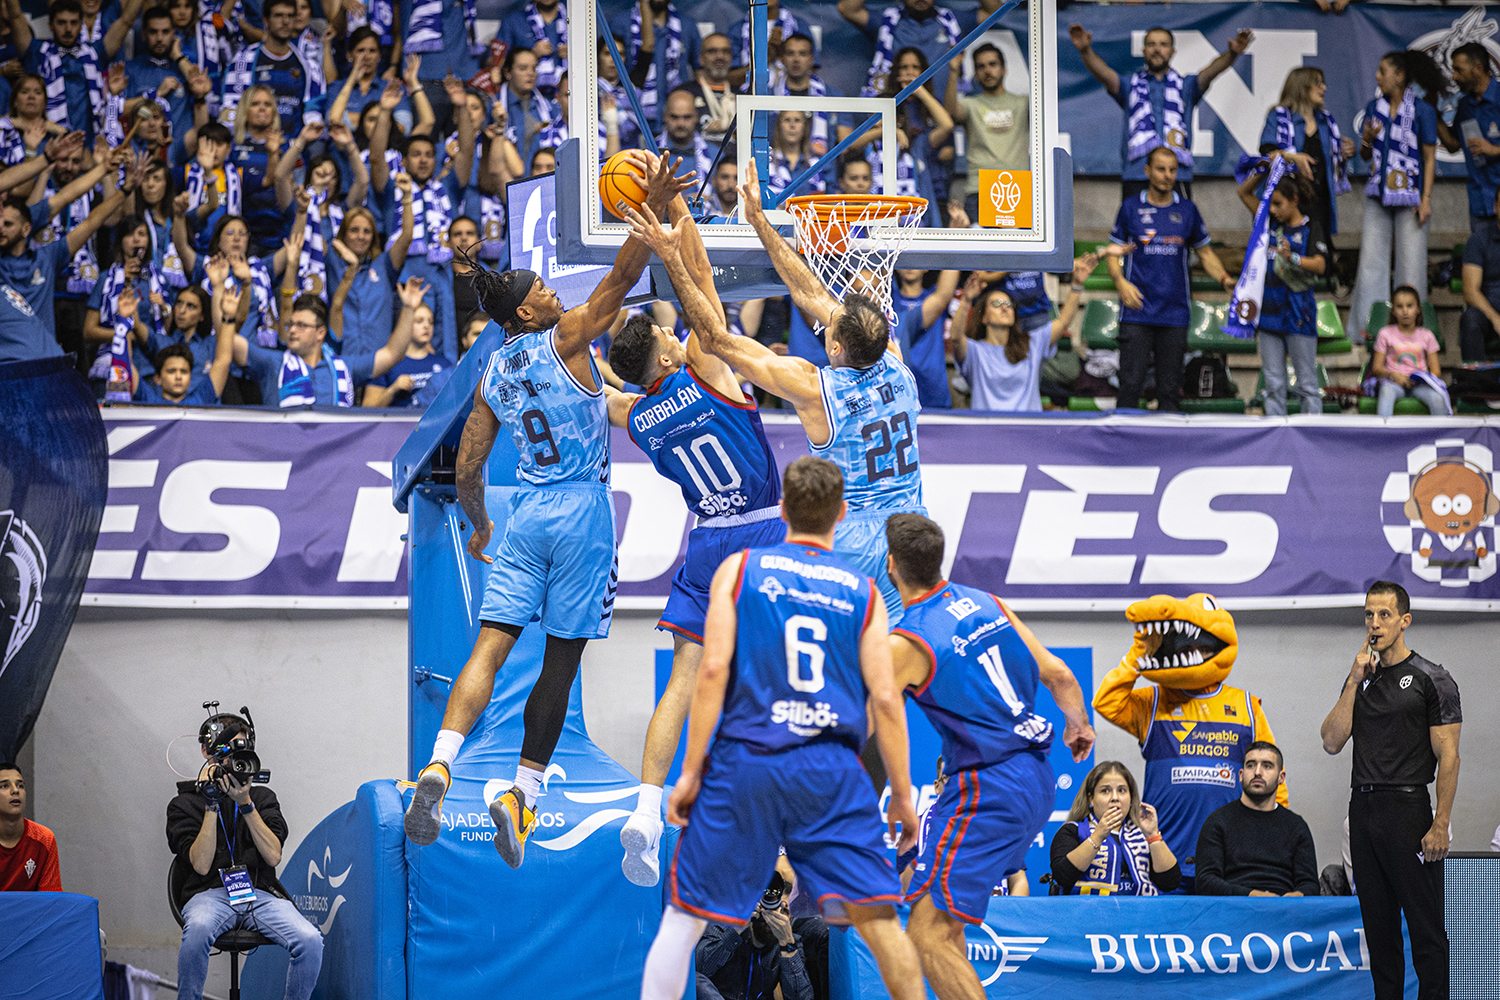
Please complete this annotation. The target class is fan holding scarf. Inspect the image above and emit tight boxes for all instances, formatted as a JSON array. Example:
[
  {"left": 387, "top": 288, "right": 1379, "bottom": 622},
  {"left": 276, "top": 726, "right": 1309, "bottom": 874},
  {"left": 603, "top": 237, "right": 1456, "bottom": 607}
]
[
  {"left": 1348, "top": 50, "right": 1443, "bottom": 339},
  {"left": 498, "top": 0, "right": 567, "bottom": 97},
  {"left": 11, "top": 0, "right": 145, "bottom": 141},
  {"left": 1049, "top": 761, "right": 1180, "bottom": 896},
  {"left": 611, "top": 0, "right": 701, "bottom": 128}
]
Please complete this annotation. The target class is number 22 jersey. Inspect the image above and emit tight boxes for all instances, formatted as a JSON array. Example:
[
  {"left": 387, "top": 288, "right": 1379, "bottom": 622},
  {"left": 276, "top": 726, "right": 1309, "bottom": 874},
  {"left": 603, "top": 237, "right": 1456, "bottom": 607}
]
[{"left": 812, "top": 354, "right": 923, "bottom": 511}]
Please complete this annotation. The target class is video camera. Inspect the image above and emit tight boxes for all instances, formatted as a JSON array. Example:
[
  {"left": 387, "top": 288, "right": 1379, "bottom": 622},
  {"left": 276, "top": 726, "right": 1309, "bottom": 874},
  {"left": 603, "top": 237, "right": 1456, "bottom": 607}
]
[{"left": 197, "top": 701, "right": 270, "bottom": 798}]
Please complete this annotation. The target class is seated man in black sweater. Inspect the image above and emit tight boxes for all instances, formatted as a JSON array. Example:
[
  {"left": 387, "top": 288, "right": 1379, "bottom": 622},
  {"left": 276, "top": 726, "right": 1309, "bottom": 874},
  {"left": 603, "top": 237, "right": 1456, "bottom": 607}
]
[{"left": 1194, "top": 741, "right": 1319, "bottom": 897}]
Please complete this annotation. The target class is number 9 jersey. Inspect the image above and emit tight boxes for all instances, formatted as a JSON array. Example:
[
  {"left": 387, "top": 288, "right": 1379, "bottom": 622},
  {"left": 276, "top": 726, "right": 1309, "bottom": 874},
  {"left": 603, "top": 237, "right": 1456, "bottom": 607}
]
[
  {"left": 717, "top": 541, "right": 877, "bottom": 754},
  {"left": 480, "top": 325, "right": 611, "bottom": 486}
]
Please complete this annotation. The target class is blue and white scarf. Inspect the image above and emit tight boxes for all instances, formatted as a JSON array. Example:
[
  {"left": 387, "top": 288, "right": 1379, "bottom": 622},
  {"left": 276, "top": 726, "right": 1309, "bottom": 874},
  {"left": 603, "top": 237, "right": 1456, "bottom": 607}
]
[
  {"left": 502, "top": 82, "right": 558, "bottom": 155},
  {"left": 38, "top": 40, "right": 104, "bottom": 128},
  {"left": 864, "top": 140, "right": 914, "bottom": 197},
  {"left": 185, "top": 160, "right": 242, "bottom": 217},
  {"left": 1126, "top": 68, "right": 1191, "bottom": 167},
  {"left": 295, "top": 28, "right": 326, "bottom": 93},
  {"left": 1069, "top": 818, "right": 1158, "bottom": 896},
  {"left": 361, "top": 145, "right": 404, "bottom": 180},
  {"left": 147, "top": 208, "right": 187, "bottom": 288},
  {"left": 1364, "top": 89, "right": 1422, "bottom": 208},
  {"left": 862, "top": 4, "right": 959, "bottom": 98},
  {"left": 479, "top": 193, "right": 506, "bottom": 260},
  {"left": 191, "top": 3, "right": 229, "bottom": 78},
  {"left": 91, "top": 263, "right": 168, "bottom": 393},
  {"left": 391, "top": 178, "right": 454, "bottom": 263},
  {"left": 222, "top": 43, "right": 326, "bottom": 125},
  {"left": 299, "top": 190, "right": 338, "bottom": 300},
  {"left": 656, "top": 130, "right": 716, "bottom": 188},
  {"left": 408, "top": 0, "right": 479, "bottom": 55},
  {"left": 1224, "top": 155, "right": 1288, "bottom": 339},
  {"left": 80, "top": 9, "right": 104, "bottom": 43},
  {"left": 201, "top": 257, "right": 277, "bottom": 344},
  {"left": 524, "top": 1, "right": 567, "bottom": 92},
  {"left": 768, "top": 146, "right": 825, "bottom": 195},
  {"left": 35, "top": 183, "right": 100, "bottom": 294},
  {"left": 597, "top": 79, "right": 639, "bottom": 149},
  {"left": 775, "top": 73, "right": 828, "bottom": 153},
  {"left": 0, "top": 118, "right": 27, "bottom": 166},
  {"left": 1270, "top": 105, "right": 1350, "bottom": 196},
  {"left": 628, "top": 5, "right": 684, "bottom": 121},
  {"left": 278, "top": 344, "right": 353, "bottom": 406},
  {"left": 738, "top": 6, "right": 802, "bottom": 70},
  {"left": 345, "top": 0, "right": 395, "bottom": 44}
]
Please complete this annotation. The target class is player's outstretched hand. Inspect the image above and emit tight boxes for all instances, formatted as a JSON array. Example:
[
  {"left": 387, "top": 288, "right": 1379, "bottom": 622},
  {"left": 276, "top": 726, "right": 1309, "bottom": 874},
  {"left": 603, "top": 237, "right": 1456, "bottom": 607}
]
[
  {"left": 644, "top": 153, "right": 694, "bottom": 209},
  {"left": 623, "top": 203, "right": 682, "bottom": 261},
  {"left": 467, "top": 518, "right": 495, "bottom": 563},
  {"left": 667, "top": 769, "right": 701, "bottom": 826},
  {"left": 888, "top": 787, "right": 919, "bottom": 855},
  {"left": 739, "top": 159, "right": 765, "bottom": 221},
  {"left": 1063, "top": 717, "right": 1096, "bottom": 763}
]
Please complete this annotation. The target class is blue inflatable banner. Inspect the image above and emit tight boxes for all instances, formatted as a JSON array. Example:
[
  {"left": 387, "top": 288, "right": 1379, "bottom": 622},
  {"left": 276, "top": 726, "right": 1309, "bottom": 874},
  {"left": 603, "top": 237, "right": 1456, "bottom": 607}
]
[{"left": 0, "top": 358, "right": 107, "bottom": 760}]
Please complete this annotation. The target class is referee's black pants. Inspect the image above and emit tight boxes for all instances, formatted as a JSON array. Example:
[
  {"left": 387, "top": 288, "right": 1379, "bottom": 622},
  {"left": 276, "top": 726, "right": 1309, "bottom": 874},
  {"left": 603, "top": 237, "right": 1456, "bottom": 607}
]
[{"left": 1349, "top": 789, "right": 1448, "bottom": 999}]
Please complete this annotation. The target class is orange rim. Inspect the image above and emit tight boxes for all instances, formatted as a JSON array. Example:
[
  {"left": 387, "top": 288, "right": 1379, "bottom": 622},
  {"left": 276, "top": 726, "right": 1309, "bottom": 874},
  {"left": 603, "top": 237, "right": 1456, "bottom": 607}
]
[{"left": 782, "top": 194, "right": 929, "bottom": 223}]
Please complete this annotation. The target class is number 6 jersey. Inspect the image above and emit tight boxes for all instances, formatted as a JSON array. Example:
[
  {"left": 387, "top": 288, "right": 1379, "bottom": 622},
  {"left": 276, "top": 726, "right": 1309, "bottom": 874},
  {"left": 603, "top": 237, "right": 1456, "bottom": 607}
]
[
  {"left": 811, "top": 354, "right": 923, "bottom": 511},
  {"left": 480, "top": 325, "right": 611, "bottom": 486},
  {"left": 717, "top": 541, "right": 876, "bottom": 754}
]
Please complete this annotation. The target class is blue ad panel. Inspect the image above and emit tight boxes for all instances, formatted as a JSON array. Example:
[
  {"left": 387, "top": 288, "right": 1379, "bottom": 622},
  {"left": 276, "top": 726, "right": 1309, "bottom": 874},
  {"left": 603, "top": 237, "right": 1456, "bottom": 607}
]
[{"left": 507, "top": 173, "right": 652, "bottom": 306}]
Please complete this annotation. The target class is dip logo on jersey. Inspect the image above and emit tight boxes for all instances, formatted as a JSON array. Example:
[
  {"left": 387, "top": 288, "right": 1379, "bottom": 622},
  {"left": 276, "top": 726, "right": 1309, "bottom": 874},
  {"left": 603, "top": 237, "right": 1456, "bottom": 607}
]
[
  {"left": 0, "top": 510, "right": 47, "bottom": 678},
  {"left": 470, "top": 765, "right": 636, "bottom": 851},
  {"left": 1379, "top": 439, "right": 1499, "bottom": 587},
  {"left": 296, "top": 845, "right": 352, "bottom": 934},
  {"left": 965, "top": 926, "right": 1047, "bottom": 985}
]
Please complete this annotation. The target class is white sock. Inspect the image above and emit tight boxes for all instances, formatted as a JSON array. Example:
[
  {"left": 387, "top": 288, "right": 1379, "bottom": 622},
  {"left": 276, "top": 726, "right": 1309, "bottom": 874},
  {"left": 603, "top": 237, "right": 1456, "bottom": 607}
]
[
  {"left": 641, "top": 906, "right": 707, "bottom": 1000},
  {"left": 430, "top": 730, "right": 465, "bottom": 769},
  {"left": 512, "top": 764, "right": 544, "bottom": 809},
  {"left": 635, "top": 783, "right": 663, "bottom": 819}
]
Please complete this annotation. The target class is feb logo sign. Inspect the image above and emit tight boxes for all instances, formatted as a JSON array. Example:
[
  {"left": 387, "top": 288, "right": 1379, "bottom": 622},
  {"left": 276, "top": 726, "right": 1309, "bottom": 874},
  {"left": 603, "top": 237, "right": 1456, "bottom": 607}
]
[{"left": 980, "top": 169, "right": 1032, "bottom": 229}]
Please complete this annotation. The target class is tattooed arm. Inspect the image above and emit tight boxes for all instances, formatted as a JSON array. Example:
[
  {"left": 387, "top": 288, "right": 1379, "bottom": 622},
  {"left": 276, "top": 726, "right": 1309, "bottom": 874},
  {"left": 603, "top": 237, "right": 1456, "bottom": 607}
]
[{"left": 457, "top": 387, "right": 502, "bottom": 563}]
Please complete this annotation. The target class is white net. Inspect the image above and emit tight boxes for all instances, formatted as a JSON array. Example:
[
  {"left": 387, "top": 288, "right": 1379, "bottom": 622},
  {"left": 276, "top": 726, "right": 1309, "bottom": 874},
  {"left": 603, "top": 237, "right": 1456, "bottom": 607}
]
[{"left": 783, "top": 195, "right": 928, "bottom": 331}]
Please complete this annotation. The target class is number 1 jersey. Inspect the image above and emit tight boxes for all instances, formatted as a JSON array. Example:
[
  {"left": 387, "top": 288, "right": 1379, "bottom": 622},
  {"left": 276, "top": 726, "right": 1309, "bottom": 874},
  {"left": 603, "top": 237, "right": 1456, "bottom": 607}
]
[
  {"left": 812, "top": 354, "right": 922, "bottom": 511},
  {"left": 718, "top": 541, "right": 876, "bottom": 754},
  {"left": 480, "top": 325, "right": 610, "bottom": 486}
]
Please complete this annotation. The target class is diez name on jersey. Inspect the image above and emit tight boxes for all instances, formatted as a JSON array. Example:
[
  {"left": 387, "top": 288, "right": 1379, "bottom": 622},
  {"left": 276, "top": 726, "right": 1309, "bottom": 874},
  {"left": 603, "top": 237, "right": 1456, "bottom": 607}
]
[{"left": 771, "top": 698, "right": 840, "bottom": 735}]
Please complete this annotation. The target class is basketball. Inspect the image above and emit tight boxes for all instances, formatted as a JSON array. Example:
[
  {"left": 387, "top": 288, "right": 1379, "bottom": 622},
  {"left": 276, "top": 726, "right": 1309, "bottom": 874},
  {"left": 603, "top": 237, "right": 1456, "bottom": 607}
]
[{"left": 600, "top": 151, "right": 650, "bottom": 221}]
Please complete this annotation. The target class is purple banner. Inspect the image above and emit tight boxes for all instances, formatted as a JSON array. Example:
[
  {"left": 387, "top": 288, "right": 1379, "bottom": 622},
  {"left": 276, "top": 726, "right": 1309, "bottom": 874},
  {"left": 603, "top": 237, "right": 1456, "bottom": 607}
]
[
  {"left": 85, "top": 409, "right": 416, "bottom": 608},
  {"left": 614, "top": 415, "right": 1500, "bottom": 611}
]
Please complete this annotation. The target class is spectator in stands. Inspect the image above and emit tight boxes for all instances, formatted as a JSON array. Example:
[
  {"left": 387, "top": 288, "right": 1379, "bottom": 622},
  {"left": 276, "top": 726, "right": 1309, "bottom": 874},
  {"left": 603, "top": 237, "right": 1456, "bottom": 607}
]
[
  {"left": 851, "top": 46, "right": 946, "bottom": 225},
  {"left": 1050, "top": 760, "right": 1180, "bottom": 895},
  {"left": 836, "top": 152, "right": 872, "bottom": 195},
  {"left": 841, "top": 0, "right": 988, "bottom": 102},
  {"left": 529, "top": 148, "right": 554, "bottom": 176},
  {"left": 173, "top": 204, "right": 302, "bottom": 350},
  {"left": 1109, "top": 146, "right": 1233, "bottom": 411},
  {"left": 498, "top": 0, "right": 567, "bottom": 99},
  {"left": 133, "top": 269, "right": 237, "bottom": 404},
  {"left": 84, "top": 213, "right": 166, "bottom": 386},
  {"left": 326, "top": 30, "right": 409, "bottom": 137},
  {"left": 327, "top": 187, "right": 413, "bottom": 357},
  {"left": 659, "top": 87, "right": 715, "bottom": 182},
  {"left": 772, "top": 34, "right": 838, "bottom": 155},
  {"left": 363, "top": 300, "right": 453, "bottom": 406},
  {"left": 226, "top": 88, "right": 293, "bottom": 256},
  {"left": 1235, "top": 164, "right": 1326, "bottom": 416},
  {"left": 235, "top": 279, "right": 419, "bottom": 406},
  {"left": 221, "top": 0, "right": 325, "bottom": 136},
  {"left": 1194, "top": 742, "right": 1319, "bottom": 897},
  {"left": 500, "top": 48, "right": 559, "bottom": 171},
  {"left": 944, "top": 42, "right": 1023, "bottom": 227},
  {"left": 126, "top": 6, "right": 197, "bottom": 163},
  {"left": 134, "top": 160, "right": 187, "bottom": 287},
  {"left": 0, "top": 74, "right": 68, "bottom": 169},
  {"left": 1068, "top": 23, "right": 1254, "bottom": 199},
  {"left": 0, "top": 762, "right": 60, "bottom": 891},
  {"left": 613, "top": 0, "right": 702, "bottom": 130},
  {"left": 1437, "top": 43, "right": 1500, "bottom": 234},
  {"left": 179, "top": 121, "right": 237, "bottom": 254},
  {"left": 1462, "top": 186, "right": 1500, "bottom": 361},
  {"left": 398, "top": 0, "right": 477, "bottom": 136},
  {"left": 695, "top": 856, "right": 826, "bottom": 1000},
  {"left": 728, "top": 0, "right": 805, "bottom": 84},
  {"left": 1259, "top": 67, "right": 1355, "bottom": 253},
  {"left": 167, "top": 0, "right": 228, "bottom": 86},
  {"left": 951, "top": 256, "right": 1097, "bottom": 412},
  {"left": 680, "top": 32, "right": 734, "bottom": 146},
  {"left": 596, "top": 34, "right": 647, "bottom": 152},
  {"left": 145, "top": 284, "right": 213, "bottom": 374},
  {"left": 460, "top": 308, "right": 488, "bottom": 357},
  {"left": 1373, "top": 285, "right": 1448, "bottom": 417},
  {"left": 891, "top": 267, "right": 959, "bottom": 408},
  {"left": 12, "top": 0, "right": 144, "bottom": 142},
  {"left": 448, "top": 215, "right": 483, "bottom": 324},
  {"left": 704, "top": 158, "right": 737, "bottom": 217},
  {"left": 1348, "top": 50, "right": 1442, "bottom": 339},
  {"left": 766, "top": 109, "right": 824, "bottom": 196},
  {"left": 168, "top": 711, "right": 322, "bottom": 1000}
]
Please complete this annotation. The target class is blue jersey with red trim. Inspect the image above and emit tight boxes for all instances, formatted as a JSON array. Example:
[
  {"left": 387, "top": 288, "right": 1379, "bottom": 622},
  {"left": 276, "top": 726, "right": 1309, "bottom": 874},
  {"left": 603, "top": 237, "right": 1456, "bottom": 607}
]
[
  {"left": 894, "top": 582, "right": 1053, "bottom": 772},
  {"left": 626, "top": 366, "right": 780, "bottom": 518},
  {"left": 719, "top": 541, "right": 874, "bottom": 753}
]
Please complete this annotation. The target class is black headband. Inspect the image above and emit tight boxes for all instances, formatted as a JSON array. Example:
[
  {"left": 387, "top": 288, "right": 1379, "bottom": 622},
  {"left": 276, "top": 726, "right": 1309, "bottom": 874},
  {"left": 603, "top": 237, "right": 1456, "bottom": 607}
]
[{"left": 487, "top": 269, "right": 539, "bottom": 327}]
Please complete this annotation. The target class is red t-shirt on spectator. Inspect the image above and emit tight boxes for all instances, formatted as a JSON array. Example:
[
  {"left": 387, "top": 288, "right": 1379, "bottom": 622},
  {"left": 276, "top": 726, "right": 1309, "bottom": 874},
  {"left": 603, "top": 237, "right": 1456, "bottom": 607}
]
[{"left": 0, "top": 819, "right": 62, "bottom": 891}]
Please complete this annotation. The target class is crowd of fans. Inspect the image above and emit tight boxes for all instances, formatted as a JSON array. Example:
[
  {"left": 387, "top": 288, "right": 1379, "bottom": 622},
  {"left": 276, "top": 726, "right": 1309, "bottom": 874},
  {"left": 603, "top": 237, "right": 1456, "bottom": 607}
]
[{"left": 0, "top": 0, "right": 1493, "bottom": 414}]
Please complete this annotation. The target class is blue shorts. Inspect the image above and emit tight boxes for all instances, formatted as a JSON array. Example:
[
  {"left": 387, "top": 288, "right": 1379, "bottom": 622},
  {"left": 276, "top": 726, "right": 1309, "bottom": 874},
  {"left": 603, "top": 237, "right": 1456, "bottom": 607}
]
[
  {"left": 833, "top": 507, "right": 924, "bottom": 627},
  {"left": 671, "top": 739, "right": 901, "bottom": 926},
  {"left": 477, "top": 483, "right": 617, "bottom": 639},
  {"left": 904, "top": 751, "right": 1052, "bottom": 924},
  {"left": 659, "top": 513, "right": 786, "bottom": 643}
]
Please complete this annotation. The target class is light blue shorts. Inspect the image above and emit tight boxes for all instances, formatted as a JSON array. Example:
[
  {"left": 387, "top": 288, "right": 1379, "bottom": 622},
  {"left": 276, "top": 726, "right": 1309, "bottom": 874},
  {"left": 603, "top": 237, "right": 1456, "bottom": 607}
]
[
  {"left": 478, "top": 483, "right": 617, "bottom": 639},
  {"left": 833, "top": 506, "right": 925, "bottom": 627}
]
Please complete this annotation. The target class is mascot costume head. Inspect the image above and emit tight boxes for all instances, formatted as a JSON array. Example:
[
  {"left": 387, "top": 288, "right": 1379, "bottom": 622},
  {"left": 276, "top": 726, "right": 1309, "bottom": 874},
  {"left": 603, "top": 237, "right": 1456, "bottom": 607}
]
[{"left": 1122, "top": 592, "right": 1237, "bottom": 690}]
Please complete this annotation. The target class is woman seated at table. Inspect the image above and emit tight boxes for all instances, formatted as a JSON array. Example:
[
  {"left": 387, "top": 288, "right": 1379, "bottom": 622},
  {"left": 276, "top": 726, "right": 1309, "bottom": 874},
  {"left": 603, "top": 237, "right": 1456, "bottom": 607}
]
[{"left": 1049, "top": 760, "right": 1180, "bottom": 895}]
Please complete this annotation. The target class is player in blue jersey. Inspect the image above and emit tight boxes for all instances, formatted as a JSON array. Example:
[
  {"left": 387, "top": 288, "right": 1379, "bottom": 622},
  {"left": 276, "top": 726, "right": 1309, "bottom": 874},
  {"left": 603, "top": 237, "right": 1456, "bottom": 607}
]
[
  {"left": 604, "top": 200, "right": 785, "bottom": 887},
  {"left": 625, "top": 160, "right": 924, "bottom": 626},
  {"left": 882, "top": 513, "right": 1095, "bottom": 1000},
  {"left": 403, "top": 153, "right": 694, "bottom": 869},
  {"left": 639, "top": 456, "right": 925, "bottom": 1000}
]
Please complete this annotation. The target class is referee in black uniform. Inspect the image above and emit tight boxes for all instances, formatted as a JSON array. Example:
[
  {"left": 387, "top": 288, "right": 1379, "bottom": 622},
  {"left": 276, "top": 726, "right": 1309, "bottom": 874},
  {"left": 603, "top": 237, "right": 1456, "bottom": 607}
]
[{"left": 1321, "top": 580, "right": 1462, "bottom": 1000}]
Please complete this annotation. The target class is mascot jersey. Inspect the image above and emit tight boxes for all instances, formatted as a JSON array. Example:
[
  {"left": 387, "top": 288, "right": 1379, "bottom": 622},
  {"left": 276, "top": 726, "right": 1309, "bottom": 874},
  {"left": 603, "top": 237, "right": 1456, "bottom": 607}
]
[{"left": 1093, "top": 593, "right": 1285, "bottom": 881}]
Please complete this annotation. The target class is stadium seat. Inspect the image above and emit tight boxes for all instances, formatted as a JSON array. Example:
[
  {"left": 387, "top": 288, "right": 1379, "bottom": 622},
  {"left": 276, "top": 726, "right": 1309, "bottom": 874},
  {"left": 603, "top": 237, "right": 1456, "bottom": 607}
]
[
  {"left": 1187, "top": 301, "right": 1257, "bottom": 354},
  {"left": 1180, "top": 397, "right": 1247, "bottom": 413},
  {"left": 1356, "top": 396, "right": 1432, "bottom": 415},
  {"left": 1080, "top": 298, "right": 1119, "bottom": 349},
  {"left": 1316, "top": 300, "right": 1354, "bottom": 355},
  {"left": 1249, "top": 361, "right": 1339, "bottom": 413},
  {"left": 1364, "top": 301, "right": 1445, "bottom": 352}
]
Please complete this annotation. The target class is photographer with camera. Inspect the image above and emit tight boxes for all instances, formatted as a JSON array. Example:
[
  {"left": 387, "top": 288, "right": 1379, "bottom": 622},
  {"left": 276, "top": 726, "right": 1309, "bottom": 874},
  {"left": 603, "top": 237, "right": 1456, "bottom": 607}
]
[
  {"left": 694, "top": 856, "right": 828, "bottom": 1000},
  {"left": 165, "top": 706, "right": 323, "bottom": 1000}
]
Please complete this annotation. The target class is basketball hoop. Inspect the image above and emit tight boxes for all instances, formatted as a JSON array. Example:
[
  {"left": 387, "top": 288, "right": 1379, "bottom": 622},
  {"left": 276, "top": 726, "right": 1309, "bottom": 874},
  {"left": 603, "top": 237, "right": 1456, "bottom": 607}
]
[{"left": 782, "top": 194, "right": 929, "bottom": 329}]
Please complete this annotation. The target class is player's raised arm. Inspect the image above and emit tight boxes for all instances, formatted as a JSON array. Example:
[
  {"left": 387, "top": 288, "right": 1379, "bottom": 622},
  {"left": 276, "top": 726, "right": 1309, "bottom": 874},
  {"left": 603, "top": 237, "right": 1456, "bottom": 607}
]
[
  {"left": 740, "top": 160, "right": 842, "bottom": 329},
  {"left": 999, "top": 599, "right": 1096, "bottom": 763},
  {"left": 455, "top": 385, "right": 503, "bottom": 564},
  {"left": 667, "top": 551, "right": 746, "bottom": 827},
  {"left": 603, "top": 383, "right": 642, "bottom": 429},
  {"left": 555, "top": 154, "right": 695, "bottom": 360},
  {"left": 661, "top": 187, "right": 743, "bottom": 399},
  {"left": 860, "top": 589, "right": 918, "bottom": 852}
]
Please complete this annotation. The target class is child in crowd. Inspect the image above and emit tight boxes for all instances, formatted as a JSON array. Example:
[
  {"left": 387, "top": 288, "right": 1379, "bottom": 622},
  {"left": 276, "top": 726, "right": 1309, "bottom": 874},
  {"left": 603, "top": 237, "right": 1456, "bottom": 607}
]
[
  {"left": 362, "top": 302, "right": 453, "bottom": 407},
  {"left": 1372, "top": 284, "right": 1449, "bottom": 416},
  {"left": 133, "top": 261, "right": 239, "bottom": 404}
]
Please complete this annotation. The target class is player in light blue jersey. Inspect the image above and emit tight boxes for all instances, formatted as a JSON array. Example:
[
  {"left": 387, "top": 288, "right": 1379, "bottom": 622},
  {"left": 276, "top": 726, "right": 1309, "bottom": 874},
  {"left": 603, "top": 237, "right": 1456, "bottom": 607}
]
[
  {"left": 604, "top": 199, "right": 785, "bottom": 886},
  {"left": 883, "top": 513, "right": 1094, "bottom": 1000},
  {"left": 626, "top": 160, "right": 925, "bottom": 626},
  {"left": 639, "top": 457, "right": 926, "bottom": 1000},
  {"left": 403, "top": 153, "right": 694, "bottom": 870}
]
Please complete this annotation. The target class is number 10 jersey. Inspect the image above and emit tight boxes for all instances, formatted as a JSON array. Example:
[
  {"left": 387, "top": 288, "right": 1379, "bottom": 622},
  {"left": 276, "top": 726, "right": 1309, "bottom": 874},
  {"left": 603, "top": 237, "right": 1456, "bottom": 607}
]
[
  {"left": 480, "top": 325, "right": 610, "bottom": 487},
  {"left": 811, "top": 354, "right": 923, "bottom": 511}
]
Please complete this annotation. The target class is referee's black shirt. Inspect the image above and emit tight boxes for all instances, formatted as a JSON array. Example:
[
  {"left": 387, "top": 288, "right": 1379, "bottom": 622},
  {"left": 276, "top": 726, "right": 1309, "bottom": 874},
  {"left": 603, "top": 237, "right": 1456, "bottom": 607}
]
[{"left": 1351, "top": 652, "right": 1462, "bottom": 788}]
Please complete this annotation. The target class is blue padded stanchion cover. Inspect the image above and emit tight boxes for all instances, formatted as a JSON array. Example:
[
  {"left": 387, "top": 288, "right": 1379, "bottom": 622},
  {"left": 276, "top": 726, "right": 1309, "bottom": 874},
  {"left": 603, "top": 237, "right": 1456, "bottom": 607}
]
[{"left": 0, "top": 892, "right": 105, "bottom": 1000}]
